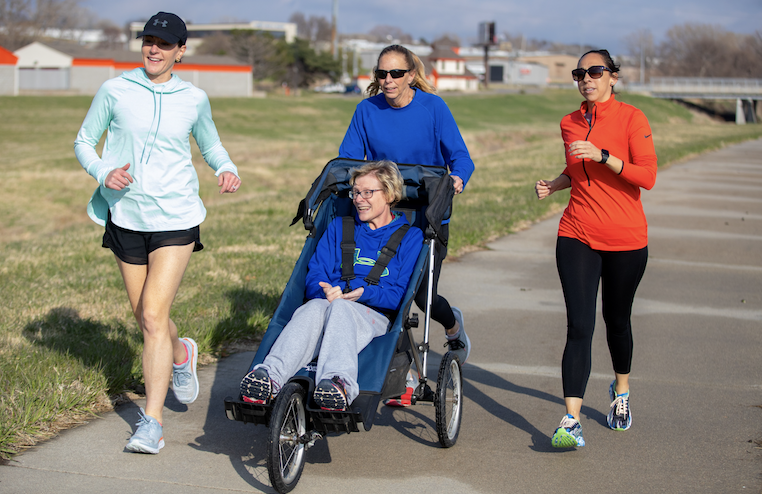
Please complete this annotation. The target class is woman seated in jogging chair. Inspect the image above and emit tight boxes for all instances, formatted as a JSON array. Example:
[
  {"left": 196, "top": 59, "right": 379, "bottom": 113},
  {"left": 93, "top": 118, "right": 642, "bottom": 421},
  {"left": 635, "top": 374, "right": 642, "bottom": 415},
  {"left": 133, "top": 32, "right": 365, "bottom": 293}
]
[{"left": 239, "top": 160, "right": 424, "bottom": 411}]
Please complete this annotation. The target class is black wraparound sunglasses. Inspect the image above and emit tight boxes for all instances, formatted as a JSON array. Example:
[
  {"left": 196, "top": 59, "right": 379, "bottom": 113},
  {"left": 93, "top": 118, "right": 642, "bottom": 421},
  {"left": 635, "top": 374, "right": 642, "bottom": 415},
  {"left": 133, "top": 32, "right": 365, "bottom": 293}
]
[
  {"left": 571, "top": 66, "right": 613, "bottom": 81},
  {"left": 375, "top": 69, "right": 410, "bottom": 79}
]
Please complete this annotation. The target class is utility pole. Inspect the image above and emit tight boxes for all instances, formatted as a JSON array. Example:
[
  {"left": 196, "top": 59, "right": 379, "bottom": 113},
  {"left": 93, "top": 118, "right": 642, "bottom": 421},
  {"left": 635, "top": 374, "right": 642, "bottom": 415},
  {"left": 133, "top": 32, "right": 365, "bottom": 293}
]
[
  {"left": 331, "top": 0, "right": 338, "bottom": 59},
  {"left": 479, "top": 21, "right": 496, "bottom": 89}
]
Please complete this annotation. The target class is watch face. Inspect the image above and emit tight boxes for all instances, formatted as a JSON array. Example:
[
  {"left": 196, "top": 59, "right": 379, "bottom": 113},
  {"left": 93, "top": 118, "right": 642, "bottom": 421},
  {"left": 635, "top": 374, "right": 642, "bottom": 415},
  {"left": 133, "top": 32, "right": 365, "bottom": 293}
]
[{"left": 601, "top": 149, "right": 609, "bottom": 163}]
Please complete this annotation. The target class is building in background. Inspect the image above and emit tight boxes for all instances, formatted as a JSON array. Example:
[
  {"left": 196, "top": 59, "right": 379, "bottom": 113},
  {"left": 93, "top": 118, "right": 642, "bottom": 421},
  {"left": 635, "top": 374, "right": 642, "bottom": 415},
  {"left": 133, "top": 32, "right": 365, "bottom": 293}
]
[
  {"left": 427, "top": 47, "right": 479, "bottom": 92},
  {"left": 128, "top": 20, "right": 297, "bottom": 56},
  {"left": 456, "top": 46, "right": 549, "bottom": 87},
  {"left": 12, "top": 41, "right": 252, "bottom": 97},
  {"left": 0, "top": 46, "right": 18, "bottom": 95}
]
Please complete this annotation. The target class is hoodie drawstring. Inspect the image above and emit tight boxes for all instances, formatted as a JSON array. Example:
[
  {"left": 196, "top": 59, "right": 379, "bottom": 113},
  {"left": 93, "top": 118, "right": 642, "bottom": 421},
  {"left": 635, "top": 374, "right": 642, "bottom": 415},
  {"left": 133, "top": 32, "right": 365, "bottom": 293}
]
[{"left": 140, "top": 85, "right": 163, "bottom": 165}]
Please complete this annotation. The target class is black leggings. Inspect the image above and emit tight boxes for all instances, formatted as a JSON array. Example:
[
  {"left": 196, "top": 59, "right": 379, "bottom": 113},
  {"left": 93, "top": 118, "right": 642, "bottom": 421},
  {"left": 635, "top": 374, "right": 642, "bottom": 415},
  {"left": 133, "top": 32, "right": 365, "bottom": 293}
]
[
  {"left": 556, "top": 236, "right": 648, "bottom": 398},
  {"left": 414, "top": 224, "right": 457, "bottom": 330}
]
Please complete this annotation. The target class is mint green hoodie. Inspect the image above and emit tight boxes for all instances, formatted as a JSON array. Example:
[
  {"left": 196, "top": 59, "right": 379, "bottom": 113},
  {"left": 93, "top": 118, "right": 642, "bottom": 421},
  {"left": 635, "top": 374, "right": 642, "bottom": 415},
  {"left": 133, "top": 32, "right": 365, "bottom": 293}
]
[{"left": 75, "top": 68, "right": 238, "bottom": 231}]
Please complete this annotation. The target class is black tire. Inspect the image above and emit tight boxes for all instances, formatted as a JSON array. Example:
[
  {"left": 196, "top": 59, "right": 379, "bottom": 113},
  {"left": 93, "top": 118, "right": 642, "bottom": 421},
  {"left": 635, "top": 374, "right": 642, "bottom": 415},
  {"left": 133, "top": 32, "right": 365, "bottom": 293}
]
[
  {"left": 434, "top": 352, "right": 463, "bottom": 448},
  {"left": 267, "top": 383, "right": 308, "bottom": 493}
]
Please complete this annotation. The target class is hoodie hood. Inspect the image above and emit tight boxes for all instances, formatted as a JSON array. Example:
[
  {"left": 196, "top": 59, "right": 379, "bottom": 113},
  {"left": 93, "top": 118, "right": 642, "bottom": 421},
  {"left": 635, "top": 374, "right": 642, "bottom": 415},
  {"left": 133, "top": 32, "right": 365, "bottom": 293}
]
[{"left": 121, "top": 67, "right": 189, "bottom": 94}]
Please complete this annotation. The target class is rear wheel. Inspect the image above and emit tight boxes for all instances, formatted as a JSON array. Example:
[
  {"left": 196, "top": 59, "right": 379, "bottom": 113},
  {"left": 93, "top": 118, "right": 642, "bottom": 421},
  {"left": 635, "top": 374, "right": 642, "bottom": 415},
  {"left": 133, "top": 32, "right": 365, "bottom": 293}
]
[
  {"left": 434, "top": 352, "right": 463, "bottom": 448},
  {"left": 267, "top": 383, "right": 308, "bottom": 493}
]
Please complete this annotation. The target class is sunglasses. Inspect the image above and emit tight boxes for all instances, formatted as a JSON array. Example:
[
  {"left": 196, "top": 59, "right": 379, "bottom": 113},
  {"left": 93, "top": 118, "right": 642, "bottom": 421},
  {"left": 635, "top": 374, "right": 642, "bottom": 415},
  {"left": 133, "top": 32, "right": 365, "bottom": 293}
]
[
  {"left": 375, "top": 69, "right": 409, "bottom": 80},
  {"left": 571, "top": 66, "right": 613, "bottom": 81}
]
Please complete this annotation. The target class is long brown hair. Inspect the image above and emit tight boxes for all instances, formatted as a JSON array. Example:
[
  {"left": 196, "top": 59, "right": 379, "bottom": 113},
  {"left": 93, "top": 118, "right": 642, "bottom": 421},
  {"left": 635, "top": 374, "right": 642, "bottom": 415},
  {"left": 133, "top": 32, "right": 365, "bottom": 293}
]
[{"left": 367, "top": 45, "right": 436, "bottom": 97}]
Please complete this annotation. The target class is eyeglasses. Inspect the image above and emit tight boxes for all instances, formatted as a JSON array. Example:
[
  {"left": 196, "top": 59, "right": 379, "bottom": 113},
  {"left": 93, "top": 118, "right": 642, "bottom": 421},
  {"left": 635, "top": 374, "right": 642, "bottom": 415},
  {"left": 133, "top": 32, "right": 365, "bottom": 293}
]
[
  {"left": 571, "top": 66, "right": 613, "bottom": 81},
  {"left": 375, "top": 69, "right": 409, "bottom": 80},
  {"left": 349, "top": 188, "right": 383, "bottom": 200}
]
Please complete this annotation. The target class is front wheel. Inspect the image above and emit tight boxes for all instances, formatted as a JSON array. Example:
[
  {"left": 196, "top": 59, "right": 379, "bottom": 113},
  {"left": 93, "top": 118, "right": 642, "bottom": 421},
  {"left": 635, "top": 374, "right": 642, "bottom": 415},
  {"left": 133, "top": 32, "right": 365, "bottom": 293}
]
[
  {"left": 434, "top": 352, "right": 463, "bottom": 448},
  {"left": 267, "top": 382, "right": 308, "bottom": 493}
]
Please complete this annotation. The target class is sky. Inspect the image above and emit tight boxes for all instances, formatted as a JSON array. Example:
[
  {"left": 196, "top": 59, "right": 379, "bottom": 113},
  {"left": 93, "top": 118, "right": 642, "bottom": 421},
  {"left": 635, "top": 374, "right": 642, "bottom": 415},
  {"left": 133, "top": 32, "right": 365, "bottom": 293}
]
[{"left": 80, "top": 0, "right": 762, "bottom": 55}]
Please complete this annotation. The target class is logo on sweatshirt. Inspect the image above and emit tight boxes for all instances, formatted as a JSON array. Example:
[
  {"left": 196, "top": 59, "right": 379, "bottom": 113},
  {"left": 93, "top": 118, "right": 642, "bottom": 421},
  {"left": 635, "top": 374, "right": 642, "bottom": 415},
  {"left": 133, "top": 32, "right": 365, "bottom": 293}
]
[
  {"left": 644, "top": 134, "right": 652, "bottom": 139},
  {"left": 354, "top": 249, "right": 389, "bottom": 277}
]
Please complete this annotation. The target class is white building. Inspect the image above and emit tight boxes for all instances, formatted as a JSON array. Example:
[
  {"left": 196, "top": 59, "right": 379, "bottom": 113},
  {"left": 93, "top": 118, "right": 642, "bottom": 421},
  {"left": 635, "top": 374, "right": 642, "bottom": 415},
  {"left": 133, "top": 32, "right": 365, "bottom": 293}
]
[
  {"left": 0, "top": 46, "right": 18, "bottom": 95},
  {"left": 12, "top": 41, "right": 253, "bottom": 97}
]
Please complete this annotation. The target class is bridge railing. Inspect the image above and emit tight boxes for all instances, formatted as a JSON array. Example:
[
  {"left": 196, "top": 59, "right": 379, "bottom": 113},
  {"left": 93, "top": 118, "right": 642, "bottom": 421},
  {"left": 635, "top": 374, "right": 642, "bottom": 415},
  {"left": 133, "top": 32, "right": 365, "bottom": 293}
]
[{"left": 626, "top": 77, "right": 762, "bottom": 99}]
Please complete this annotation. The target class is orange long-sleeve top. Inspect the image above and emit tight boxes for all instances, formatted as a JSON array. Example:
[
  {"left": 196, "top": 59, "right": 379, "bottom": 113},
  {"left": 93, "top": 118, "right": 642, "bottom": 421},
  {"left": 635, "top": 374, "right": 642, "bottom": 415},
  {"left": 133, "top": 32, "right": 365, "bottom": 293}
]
[{"left": 558, "top": 95, "right": 657, "bottom": 251}]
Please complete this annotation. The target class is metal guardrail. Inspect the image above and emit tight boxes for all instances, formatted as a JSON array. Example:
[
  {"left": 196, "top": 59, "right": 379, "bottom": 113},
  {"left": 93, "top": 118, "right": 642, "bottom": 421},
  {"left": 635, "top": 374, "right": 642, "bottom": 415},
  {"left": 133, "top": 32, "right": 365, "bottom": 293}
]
[{"left": 626, "top": 78, "right": 762, "bottom": 100}]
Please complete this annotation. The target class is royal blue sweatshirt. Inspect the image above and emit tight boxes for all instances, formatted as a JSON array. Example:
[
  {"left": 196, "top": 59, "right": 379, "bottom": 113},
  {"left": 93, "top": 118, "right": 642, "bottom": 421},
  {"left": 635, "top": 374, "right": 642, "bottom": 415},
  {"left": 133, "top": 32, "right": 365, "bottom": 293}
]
[
  {"left": 338, "top": 89, "right": 475, "bottom": 187},
  {"left": 306, "top": 213, "right": 424, "bottom": 312}
]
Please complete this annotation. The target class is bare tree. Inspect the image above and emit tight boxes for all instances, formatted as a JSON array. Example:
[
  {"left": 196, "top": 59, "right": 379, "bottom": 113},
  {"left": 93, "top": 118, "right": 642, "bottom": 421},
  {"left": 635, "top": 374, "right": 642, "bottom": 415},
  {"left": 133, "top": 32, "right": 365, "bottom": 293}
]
[
  {"left": 657, "top": 23, "right": 753, "bottom": 77},
  {"left": 229, "top": 30, "right": 278, "bottom": 80},
  {"left": 288, "top": 11, "right": 332, "bottom": 43},
  {"left": 623, "top": 29, "right": 655, "bottom": 83},
  {"left": 432, "top": 33, "right": 460, "bottom": 49},
  {"left": 0, "top": 0, "right": 90, "bottom": 50},
  {"left": 368, "top": 25, "right": 413, "bottom": 44},
  {"left": 195, "top": 33, "right": 233, "bottom": 56}
]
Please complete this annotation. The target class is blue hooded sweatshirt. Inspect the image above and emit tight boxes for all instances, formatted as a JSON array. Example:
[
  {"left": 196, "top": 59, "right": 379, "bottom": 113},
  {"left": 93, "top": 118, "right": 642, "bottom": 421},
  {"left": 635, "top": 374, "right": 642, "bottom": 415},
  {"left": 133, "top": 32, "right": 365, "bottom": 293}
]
[
  {"left": 74, "top": 68, "right": 238, "bottom": 231},
  {"left": 305, "top": 213, "right": 424, "bottom": 313}
]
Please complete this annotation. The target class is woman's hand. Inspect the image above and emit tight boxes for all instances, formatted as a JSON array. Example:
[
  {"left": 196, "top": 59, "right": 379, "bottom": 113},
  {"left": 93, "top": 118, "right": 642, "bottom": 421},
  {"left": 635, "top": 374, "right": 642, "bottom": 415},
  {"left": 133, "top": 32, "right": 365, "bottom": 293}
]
[
  {"left": 104, "top": 164, "right": 134, "bottom": 190},
  {"left": 319, "top": 281, "right": 364, "bottom": 303},
  {"left": 535, "top": 179, "right": 553, "bottom": 200},
  {"left": 341, "top": 287, "right": 364, "bottom": 302},
  {"left": 218, "top": 171, "right": 241, "bottom": 194},
  {"left": 452, "top": 175, "right": 464, "bottom": 194},
  {"left": 568, "top": 140, "right": 604, "bottom": 162}
]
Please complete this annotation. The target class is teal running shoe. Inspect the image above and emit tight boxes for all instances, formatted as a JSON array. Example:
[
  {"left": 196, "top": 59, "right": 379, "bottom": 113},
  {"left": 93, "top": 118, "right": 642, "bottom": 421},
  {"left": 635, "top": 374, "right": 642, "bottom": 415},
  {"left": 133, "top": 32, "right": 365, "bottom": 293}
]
[
  {"left": 172, "top": 337, "right": 199, "bottom": 404},
  {"left": 126, "top": 409, "right": 164, "bottom": 454},
  {"left": 552, "top": 414, "right": 585, "bottom": 448},
  {"left": 607, "top": 380, "right": 632, "bottom": 431}
]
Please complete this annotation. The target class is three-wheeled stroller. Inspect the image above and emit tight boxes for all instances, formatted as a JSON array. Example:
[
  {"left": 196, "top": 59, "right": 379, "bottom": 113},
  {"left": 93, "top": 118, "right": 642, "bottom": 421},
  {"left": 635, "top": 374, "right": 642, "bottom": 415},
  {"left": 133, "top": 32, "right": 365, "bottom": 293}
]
[{"left": 224, "top": 158, "right": 463, "bottom": 493}]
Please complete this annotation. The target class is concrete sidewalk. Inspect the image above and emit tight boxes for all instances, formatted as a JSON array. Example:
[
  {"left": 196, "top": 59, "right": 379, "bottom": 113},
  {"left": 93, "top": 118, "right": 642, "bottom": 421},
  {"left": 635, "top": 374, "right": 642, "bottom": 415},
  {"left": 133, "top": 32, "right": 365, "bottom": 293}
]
[{"left": 1, "top": 140, "right": 761, "bottom": 493}]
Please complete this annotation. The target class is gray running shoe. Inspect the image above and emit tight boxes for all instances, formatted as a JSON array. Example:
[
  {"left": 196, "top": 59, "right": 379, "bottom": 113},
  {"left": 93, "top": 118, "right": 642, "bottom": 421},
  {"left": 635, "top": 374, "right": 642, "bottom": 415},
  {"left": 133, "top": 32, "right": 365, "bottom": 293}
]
[
  {"left": 126, "top": 409, "right": 164, "bottom": 454},
  {"left": 172, "top": 337, "right": 199, "bottom": 404},
  {"left": 445, "top": 307, "right": 471, "bottom": 364}
]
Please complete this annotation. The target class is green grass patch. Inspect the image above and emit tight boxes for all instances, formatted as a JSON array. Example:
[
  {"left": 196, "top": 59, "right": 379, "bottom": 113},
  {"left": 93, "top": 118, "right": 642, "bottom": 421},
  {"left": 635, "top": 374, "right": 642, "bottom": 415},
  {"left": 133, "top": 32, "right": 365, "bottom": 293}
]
[{"left": 1, "top": 90, "right": 760, "bottom": 458}]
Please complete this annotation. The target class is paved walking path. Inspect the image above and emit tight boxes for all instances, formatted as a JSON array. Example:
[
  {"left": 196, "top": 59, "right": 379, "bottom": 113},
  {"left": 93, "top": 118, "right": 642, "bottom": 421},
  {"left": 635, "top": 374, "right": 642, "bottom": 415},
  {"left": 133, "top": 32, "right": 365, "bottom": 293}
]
[{"left": 2, "top": 140, "right": 761, "bottom": 493}]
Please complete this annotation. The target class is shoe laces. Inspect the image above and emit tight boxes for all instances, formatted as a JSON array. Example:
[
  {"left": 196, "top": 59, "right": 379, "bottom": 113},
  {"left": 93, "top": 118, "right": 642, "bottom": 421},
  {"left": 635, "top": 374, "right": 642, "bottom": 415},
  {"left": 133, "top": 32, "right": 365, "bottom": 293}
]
[
  {"left": 612, "top": 394, "right": 629, "bottom": 417},
  {"left": 445, "top": 338, "right": 465, "bottom": 351}
]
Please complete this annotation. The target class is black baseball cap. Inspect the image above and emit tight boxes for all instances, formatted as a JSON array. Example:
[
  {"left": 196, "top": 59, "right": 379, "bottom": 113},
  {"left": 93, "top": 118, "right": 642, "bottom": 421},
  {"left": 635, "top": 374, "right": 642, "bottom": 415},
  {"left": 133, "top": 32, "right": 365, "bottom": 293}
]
[{"left": 137, "top": 12, "right": 187, "bottom": 45}]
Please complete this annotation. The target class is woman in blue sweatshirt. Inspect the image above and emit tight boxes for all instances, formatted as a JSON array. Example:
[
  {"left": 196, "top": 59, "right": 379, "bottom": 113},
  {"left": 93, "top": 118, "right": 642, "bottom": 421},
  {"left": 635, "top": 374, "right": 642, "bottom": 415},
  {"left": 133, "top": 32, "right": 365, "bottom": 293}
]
[
  {"left": 339, "top": 45, "right": 474, "bottom": 406},
  {"left": 74, "top": 12, "right": 241, "bottom": 454},
  {"left": 239, "top": 161, "right": 423, "bottom": 411}
]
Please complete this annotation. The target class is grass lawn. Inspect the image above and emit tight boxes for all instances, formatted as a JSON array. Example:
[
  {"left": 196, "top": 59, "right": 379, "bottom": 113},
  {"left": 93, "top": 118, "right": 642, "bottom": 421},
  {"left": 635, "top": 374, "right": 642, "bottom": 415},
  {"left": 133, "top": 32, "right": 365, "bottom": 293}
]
[{"left": 1, "top": 90, "right": 760, "bottom": 458}]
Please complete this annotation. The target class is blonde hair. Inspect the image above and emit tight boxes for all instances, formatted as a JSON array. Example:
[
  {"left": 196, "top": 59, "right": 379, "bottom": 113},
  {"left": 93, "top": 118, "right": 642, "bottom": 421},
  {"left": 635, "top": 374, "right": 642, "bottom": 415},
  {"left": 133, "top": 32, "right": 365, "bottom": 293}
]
[
  {"left": 367, "top": 45, "right": 436, "bottom": 97},
  {"left": 350, "top": 160, "right": 404, "bottom": 207}
]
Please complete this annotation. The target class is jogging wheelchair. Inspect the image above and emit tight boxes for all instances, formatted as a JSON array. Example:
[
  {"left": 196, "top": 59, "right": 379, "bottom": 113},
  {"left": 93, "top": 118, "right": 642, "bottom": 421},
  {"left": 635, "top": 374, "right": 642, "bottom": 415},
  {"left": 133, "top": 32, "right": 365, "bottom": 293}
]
[{"left": 224, "top": 158, "right": 464, "bottom": 493}]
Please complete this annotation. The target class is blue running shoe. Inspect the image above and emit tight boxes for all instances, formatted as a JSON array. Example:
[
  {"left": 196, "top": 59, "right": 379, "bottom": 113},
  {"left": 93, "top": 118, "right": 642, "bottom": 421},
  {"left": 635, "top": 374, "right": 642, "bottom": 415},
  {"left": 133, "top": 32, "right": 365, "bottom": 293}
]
[
  {"left": 313, "top": 376, "right": 349, "bottom": 411},
  {"left": 126, "top": 409, "right": 164, "bottom": 454},
  {"left": 172, "top": 337, "right": 199, "bottom": 404},
  {"left": 240, "top": 367, "right": 277, "bottom": 405},
  {"left": 552, "top": 414, "right": 585, "bottom": 448},
  {"left": 446, "top": 307, "right": 471, "bottom": 364},
  {"left": 607, "top": 380, "right": 632, "bottom": 431}
]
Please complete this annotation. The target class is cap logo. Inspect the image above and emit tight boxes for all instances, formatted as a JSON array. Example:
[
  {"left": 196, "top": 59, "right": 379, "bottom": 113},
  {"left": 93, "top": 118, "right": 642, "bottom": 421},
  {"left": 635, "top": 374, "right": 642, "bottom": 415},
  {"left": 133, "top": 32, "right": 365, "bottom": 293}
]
[{"left": 153, "top": 19, "right": 168, "bottom": 27}]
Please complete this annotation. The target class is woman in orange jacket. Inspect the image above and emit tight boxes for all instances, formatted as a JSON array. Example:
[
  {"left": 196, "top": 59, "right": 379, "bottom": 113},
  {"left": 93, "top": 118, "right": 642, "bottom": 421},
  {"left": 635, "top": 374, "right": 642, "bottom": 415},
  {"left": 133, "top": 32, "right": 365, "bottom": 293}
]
[{"left": 535, "top": 49, "right": 657, "bottom": 448}]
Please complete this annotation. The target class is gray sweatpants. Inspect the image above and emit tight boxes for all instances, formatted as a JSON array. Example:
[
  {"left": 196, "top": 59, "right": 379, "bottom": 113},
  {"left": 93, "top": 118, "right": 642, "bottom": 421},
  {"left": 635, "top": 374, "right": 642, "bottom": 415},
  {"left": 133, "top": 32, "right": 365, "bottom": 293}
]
[{"left": 257, "top": 298, "right": 389, "bottom": 403}]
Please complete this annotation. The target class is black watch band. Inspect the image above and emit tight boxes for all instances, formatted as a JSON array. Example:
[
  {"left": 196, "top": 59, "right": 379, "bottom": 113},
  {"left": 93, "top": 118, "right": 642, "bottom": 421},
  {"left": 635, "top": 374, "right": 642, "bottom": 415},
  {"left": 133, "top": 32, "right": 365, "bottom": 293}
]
[{"left": 600, "top": 149, "right": 609, "bottom": 164}]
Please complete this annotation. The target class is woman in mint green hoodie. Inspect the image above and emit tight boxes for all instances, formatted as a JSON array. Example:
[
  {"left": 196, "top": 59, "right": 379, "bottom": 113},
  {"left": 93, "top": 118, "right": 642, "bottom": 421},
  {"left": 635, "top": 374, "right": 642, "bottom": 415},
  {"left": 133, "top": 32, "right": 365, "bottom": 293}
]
[{"left": 74, "top": 12, "right": 241, "bottom": 454}]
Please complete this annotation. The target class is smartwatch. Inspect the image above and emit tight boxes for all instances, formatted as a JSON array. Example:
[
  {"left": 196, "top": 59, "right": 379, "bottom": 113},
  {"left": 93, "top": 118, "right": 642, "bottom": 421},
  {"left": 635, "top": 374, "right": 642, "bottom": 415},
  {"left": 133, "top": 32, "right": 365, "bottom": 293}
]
[{"left": 600, "top": 149, "right": 609, "bottom": 164}]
